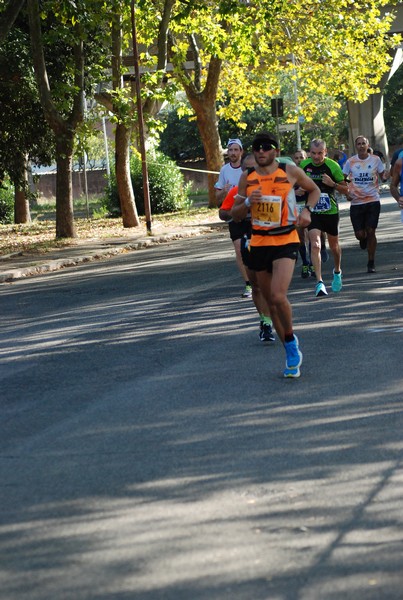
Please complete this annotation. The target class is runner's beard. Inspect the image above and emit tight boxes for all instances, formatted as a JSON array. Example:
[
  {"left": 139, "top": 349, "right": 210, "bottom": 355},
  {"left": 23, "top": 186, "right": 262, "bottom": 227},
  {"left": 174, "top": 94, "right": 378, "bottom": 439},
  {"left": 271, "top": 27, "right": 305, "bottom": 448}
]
[{"left": 256, "top": 154, "right": 276, "bottom": 167}]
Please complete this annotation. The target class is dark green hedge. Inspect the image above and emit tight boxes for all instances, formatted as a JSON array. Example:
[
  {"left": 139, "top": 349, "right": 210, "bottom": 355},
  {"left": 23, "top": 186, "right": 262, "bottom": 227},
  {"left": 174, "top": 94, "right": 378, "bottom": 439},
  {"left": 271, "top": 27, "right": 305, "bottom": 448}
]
[
  {"left": 103, "top": 150, "right": 191, "bottom": 216},
  {"left": 0, "top": 180, "right": 13, "bottom": 224}
]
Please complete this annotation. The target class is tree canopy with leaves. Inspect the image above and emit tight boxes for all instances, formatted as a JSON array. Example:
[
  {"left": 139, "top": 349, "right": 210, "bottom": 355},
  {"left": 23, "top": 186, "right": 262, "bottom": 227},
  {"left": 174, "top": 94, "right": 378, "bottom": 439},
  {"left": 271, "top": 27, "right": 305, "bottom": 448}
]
[
  {"left": 132, "top": 0, "right": 400, "bottom": 203},
  {"left": 0, "top": 22, "right": 54, "bottom": 222}
]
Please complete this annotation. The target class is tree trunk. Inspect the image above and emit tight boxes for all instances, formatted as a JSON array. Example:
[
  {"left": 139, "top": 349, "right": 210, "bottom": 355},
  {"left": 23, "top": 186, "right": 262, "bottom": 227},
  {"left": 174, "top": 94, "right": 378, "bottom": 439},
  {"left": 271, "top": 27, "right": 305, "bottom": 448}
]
[
  {"left": 109, "top": 9, "right": 139, "bottom": 228},
  {"left": 188, "top": 96, "right": 223, "bottom": 208},
  {"left": 115, "top": 123, "right": 140, "bottom": 227},
  {"left": 178, "top": 53, "right": 224, "bottom": 208},
  {"left": 55, "top": 135, "right": 76, "bottom": 238},
  {"left": 14, "top": 154, "right": 31, "bottom": 224},
  {"left": 14, "top": 190, "right": 31, "bottom": 224}
]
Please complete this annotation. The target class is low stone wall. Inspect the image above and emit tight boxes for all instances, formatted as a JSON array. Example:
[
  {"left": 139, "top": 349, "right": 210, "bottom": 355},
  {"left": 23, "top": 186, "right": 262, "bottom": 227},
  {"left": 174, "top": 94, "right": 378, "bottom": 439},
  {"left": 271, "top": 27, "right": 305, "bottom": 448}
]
[
  {"left": 35, "top": 169, "right": 109, "bottom": 201},
  {"left": 177, "top": 160, "right": 210, "bottom": 191},
  {"left": 35, "top": 161, "right": 211, "bottom": 201}
]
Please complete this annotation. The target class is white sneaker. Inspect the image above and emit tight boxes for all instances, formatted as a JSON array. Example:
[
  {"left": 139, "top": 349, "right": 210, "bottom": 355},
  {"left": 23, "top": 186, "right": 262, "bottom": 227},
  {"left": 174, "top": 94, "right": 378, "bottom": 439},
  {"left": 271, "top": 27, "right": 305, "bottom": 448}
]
[
  {"left": 241, "top": 285, "right": 252, "bottom": 298},
  {"left": 315, "top": 281, "right": 328, "bottom": 297}
]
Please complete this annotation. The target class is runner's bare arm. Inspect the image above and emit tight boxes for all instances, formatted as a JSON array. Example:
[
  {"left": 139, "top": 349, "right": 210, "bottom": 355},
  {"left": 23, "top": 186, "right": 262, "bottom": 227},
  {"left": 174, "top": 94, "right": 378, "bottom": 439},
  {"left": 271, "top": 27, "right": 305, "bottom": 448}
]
[
  {"left": 230, "top": 171, "right": 250, "bottom": 222},
  {"left": 215, "top": 184, "right": 231, "bottom": 206},
  {"left": 390, "top": 158, "right": 403, "bottom": 207},
  {"left": 288, "top": 164, "right": 321, "bottom": 227}
]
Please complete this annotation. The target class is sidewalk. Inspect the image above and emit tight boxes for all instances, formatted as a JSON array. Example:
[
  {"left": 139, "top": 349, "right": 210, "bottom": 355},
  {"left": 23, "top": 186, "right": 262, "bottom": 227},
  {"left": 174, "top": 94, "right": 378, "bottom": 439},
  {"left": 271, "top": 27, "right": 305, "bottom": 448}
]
[{"left": 0, "top": 219, "right": 224, "bottom": 283}]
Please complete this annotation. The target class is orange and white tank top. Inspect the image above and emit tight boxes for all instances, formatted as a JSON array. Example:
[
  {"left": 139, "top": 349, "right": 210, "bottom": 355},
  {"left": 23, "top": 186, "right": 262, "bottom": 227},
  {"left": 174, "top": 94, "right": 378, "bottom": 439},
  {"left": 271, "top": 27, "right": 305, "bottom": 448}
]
[{"left": 246, "top": 166, "right": 299, "bottom": 247}]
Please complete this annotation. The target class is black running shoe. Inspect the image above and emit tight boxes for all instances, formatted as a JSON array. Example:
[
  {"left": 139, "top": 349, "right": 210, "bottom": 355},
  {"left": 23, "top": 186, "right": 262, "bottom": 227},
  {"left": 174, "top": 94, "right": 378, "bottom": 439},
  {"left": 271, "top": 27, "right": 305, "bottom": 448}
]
[
  {"left": 260, "top": 323, "right": 275, "bottom": 342},
  {"left": 367, "top": 261, "right": 376, "bottom": 273}
]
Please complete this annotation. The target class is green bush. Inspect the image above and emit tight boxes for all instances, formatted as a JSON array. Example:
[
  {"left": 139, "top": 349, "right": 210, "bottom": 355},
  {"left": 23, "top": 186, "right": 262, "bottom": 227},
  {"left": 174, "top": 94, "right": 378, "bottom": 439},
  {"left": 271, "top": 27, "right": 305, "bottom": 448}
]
[
  {"left": 104, "top": 150, "right": 191, "bottom": 216},
  {"left": 0, "top": 180, "right": 13, "bottom": 224}
]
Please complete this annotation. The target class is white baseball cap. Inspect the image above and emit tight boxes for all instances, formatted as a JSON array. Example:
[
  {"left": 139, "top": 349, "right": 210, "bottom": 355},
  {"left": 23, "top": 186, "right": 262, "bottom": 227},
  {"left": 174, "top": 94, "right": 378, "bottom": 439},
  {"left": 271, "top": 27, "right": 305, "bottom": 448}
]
[{"left": 227, "top": 138, "right": 243, "bottom": 149}]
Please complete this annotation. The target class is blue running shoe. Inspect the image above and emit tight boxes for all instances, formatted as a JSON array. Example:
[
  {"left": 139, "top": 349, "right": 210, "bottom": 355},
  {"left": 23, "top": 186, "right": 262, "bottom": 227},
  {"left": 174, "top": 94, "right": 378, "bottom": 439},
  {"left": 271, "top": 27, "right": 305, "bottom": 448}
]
[
  {"left": 284, "top": 365, "right": 301, "bottom": 378},
  {"left": 284, "top": 335, "right": 303, "bottom": 370},
  {"left": 331, "top": 269, "right": 342, "bottom": 292}
]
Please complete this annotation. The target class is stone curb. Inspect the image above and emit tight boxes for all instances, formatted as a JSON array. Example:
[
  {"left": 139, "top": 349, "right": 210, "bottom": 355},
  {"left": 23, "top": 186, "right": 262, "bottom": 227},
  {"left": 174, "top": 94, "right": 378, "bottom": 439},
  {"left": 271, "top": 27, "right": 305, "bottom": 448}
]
[{"left": 0, "top": 225, "right": 219, "bottom": 283}]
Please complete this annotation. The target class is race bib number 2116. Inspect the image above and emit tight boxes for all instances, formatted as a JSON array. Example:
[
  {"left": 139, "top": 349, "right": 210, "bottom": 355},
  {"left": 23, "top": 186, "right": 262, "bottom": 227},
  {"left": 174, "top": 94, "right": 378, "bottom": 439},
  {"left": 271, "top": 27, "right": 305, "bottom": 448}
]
[{"left": 251, "top": 195, "right": 282, "bottom": 228}]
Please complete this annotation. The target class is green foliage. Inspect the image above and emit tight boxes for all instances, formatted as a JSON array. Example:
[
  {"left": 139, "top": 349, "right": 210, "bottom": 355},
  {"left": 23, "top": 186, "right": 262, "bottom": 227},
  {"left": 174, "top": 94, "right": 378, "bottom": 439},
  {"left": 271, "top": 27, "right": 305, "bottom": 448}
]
[
  {"left": 159, "top": 108, "right": 205, "bottom": 160},
  {"left": 104, "top": 150, "right": 191, "bottom": 216},
  {"left": 0, "top": 26, "right": 54, "bottom": 185},
  {"left": 74, "top": 112, "right": 111, "bottom": 170},
  {"left": 159, "top": 98, "right": 350, "bottom": 158},
  {"left": 37, "top": 0, "right": 112, "bottom": 116},
  {"left": 0, "top": 180, "right": 14, "bottom": 224},
  {"left": 145, "top": 0, "right": 399, "bottom": 122}
]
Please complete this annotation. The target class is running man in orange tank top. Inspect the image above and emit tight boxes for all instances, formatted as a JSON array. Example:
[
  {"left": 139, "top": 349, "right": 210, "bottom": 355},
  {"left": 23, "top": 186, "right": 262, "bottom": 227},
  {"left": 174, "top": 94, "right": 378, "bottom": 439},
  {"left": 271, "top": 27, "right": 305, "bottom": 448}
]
[{"left": 232, "top": 132, "right": 320, "bottom": 378}]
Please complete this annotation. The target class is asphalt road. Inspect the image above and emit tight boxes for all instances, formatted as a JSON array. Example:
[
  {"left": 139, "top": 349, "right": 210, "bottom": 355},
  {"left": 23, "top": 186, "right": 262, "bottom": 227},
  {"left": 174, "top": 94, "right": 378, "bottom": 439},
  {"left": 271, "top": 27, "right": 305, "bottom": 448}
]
[{"left": 1, "top": 196, "right": 403, "bottom": 599}]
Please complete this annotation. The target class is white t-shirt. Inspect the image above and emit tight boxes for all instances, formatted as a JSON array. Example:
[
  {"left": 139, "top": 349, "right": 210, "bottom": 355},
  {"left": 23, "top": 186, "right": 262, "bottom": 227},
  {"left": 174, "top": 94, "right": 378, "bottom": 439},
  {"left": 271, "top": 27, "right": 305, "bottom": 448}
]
[
  {"left": 214, "top": 162, "right": 242, "bottom": 190},
  {"left": 343, "top": 154, "right": 384, "bottom": 205}
]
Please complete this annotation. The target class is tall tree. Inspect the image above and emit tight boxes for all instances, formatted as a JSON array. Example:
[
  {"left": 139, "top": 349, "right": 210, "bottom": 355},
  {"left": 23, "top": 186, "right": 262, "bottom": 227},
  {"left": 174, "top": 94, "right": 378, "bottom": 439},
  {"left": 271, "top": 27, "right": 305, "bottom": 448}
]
[
  {"left": 27, "top": 0, "right": 110, "bottom": 238},
  {"left": 95, "top": 0, "right": 180, "bottom": 225},
  {"left": 0, "top": 17, "right": 54, "bottom": 223},
  {"left": 95, "top": 3, "right": 140, "bottom": 227},
  {"left": 113, "top": 13, "right": 140, "bottom": 228}
]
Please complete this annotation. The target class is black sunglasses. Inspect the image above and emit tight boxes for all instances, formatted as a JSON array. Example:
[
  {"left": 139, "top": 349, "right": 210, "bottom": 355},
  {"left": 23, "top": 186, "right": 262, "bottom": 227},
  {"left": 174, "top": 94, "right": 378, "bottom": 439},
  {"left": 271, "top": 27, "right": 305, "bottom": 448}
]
[{"left": 252, "top": 141, "right": 277, "bottom": 152}]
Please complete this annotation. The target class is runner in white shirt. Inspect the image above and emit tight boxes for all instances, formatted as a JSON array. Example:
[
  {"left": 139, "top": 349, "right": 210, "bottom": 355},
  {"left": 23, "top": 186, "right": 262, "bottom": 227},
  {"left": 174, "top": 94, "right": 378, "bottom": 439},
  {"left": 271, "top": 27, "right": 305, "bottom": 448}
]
[
  {"left": 215, "top": 138, "right": 243, "bottom": 207},
  {"left": 343, "top": 135, "right": 385, "bottom": 273}
]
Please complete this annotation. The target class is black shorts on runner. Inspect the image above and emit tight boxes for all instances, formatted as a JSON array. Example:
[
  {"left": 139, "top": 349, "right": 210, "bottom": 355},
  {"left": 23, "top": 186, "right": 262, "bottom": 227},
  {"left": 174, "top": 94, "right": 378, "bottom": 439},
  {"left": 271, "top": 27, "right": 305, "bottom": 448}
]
[
  {"left": 248, "top": 243, "right": 299, "bottom": 273},
  {"left": 240, "top": 236, "right": 254, "bottom": 269},
  {"left": 350, "top": 201, "right": 381, "bottom": 232},
  {"left": 308, "top": 212, "right": 339, "bottom": 237},
  {"left": 228, "top": 220, "right": 251, "bottom": 242}
]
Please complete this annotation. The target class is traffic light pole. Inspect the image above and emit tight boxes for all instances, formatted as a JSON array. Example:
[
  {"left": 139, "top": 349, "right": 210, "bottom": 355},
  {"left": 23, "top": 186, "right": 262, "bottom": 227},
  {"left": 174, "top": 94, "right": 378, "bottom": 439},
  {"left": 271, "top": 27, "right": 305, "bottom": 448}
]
[
  {"left": 290, "top": 52, "right": 302, "bottom": 150},
  {"left": 271, "top": 98, "right": 283, "bottom": 146}
]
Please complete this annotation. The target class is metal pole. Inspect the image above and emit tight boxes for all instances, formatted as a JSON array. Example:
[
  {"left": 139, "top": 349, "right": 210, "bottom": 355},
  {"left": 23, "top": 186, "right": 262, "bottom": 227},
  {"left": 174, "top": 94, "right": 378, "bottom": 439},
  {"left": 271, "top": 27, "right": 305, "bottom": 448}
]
[
  {"left": 102, "top": 117, "right": 110, "bottom": 181},
  {"left": 83, "top": 152, "right": 89, "bottom": 218},
  {"left": 291, "top": 52, "right": 302, "bottom": 150},
  {"left": 130, "top": 0, "right": 152, "bottom": 235},
  {"left": 82, "top": 93, "right": 90, "bottom": 218},
  {"left": 282, "top": 25, "right": 302, "bottom": 150},
  {"left": 276, "top": 114, "right": 281, "bottom": 147}
]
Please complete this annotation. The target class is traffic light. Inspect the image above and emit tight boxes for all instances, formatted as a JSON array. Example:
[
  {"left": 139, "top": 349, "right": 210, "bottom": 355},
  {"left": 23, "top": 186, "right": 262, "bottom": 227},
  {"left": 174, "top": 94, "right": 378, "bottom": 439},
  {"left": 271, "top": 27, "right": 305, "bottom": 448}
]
[{"left": 271, "top": 98, "right": 284, "bottom": 118}]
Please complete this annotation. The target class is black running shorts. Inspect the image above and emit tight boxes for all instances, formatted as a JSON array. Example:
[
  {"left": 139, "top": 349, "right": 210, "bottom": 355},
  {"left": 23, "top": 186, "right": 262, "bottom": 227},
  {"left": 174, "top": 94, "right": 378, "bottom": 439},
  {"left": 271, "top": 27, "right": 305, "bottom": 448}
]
[
  {"left": 308, "top": 212, "right": 339, "bottom": 237},
  {"left": 350, "top": 201, "right": 381, "bottom": 232},
  {"left": 248, "top": 243, "right": 299, "bottom": 273},
  {"left": 240, "top": 236, "right": 254, "bottom": 269},
  {"left": 228, "top": 220, "right": 251, "bottom": 242}
]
